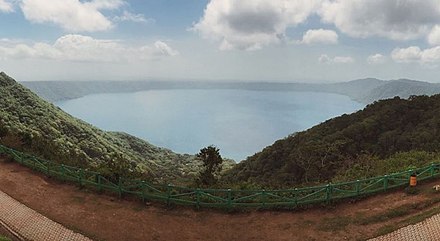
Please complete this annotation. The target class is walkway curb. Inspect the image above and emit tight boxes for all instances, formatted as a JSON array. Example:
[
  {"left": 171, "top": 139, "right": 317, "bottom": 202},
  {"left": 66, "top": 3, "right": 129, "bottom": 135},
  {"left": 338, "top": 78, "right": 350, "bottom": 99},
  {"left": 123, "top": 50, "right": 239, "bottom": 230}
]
[{"left": 369, "top": 212, "right": 440, "bottom": 241}]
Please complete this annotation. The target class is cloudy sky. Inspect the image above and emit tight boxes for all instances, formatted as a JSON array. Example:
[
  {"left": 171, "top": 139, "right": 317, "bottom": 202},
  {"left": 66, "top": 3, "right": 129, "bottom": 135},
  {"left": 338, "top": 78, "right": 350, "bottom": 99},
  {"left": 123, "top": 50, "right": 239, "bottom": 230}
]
[{"left": 1, "top": 0, "right": 440, "bottom": 82}]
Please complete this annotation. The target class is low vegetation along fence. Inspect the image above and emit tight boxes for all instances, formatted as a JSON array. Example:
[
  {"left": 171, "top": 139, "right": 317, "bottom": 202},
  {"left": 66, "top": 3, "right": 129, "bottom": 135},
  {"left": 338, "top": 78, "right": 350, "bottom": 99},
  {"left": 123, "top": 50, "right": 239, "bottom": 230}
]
[{"left": 1, "top": 144, "right": 440, "bottom": 210}]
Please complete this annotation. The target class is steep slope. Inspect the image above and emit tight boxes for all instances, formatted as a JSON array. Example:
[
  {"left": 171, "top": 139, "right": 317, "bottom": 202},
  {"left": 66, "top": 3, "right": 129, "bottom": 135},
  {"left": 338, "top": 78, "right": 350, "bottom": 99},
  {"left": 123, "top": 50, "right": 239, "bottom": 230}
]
[
  {"left": 359, "top": 79, "right": 440, "bottom": 103},
  {"left": 325, "top": 78, "right": 386, "bottom": 101},
  {"left": 224, "top": 94, "right": 440, "bottom": 187},
  {"left": 0, "top": 72, "right": 206, "bottom": 183}
]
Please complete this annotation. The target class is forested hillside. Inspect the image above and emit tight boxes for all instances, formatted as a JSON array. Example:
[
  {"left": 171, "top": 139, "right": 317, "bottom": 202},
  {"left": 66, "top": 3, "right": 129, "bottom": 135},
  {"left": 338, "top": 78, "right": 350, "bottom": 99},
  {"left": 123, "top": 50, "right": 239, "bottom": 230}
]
[
  {"left": 0, "top": 72, "right": 233, "bottom": 184},
  {"left": 224, "top": 94, "right": 440, "bottom": 187}
]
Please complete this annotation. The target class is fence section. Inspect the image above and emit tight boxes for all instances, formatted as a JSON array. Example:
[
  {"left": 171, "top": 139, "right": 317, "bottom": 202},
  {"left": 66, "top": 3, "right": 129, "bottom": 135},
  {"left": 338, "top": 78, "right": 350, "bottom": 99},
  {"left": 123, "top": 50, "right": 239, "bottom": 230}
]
[{"left": 0, "top": 144, "right": 439, "bottom": 209}]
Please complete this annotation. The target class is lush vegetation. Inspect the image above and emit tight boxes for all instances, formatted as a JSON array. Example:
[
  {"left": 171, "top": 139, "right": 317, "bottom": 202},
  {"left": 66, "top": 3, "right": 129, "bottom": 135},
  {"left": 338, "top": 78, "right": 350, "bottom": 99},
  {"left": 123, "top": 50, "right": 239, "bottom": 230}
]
[
  {"left": 196, "top": 145, "right": 223, "bottom": 186},
  {"left": 224, "top": 95, "right": 440, "bottom": 187},
  {"left": 7, "top": 70, "right": 440, "bottom": 189},
  {"left": 0, "top": 236, "right": 11, "bottom": 241},
  {"left": 0, "top": 72, "right": 233, "bottom": 184}
]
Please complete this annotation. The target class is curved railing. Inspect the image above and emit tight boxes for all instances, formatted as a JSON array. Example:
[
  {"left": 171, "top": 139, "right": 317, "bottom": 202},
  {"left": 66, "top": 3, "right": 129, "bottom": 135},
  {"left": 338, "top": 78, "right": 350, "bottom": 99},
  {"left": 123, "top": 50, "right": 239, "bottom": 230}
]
[{"left": 0, "top": 144, "right": 439, "bottom": 209}]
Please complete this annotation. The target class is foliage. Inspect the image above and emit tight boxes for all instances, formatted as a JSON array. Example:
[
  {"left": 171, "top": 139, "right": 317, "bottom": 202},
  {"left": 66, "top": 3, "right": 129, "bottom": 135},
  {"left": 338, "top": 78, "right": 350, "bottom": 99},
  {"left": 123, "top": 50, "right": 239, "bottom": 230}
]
[
  {"left": 0, "top": 72, "right": 234, "bottom": 184},
  {"left": 332, "top": 151, "right": 440, "bottom": 182},
  {"left": 196, "top": 145, "right": 223, "bottom": 186},
  {"left": 0, "top": 236, "right": 11, "bottom": 241},
  {"left": 225, "top": 94, "right": 440, "bottom": 187}
]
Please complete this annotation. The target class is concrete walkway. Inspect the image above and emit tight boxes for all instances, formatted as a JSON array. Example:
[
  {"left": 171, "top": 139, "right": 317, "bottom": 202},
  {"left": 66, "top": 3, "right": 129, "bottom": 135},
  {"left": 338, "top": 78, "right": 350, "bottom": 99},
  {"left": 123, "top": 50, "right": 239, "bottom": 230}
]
[
  {"left": 369, "top": 213, "right": 440, "bottom": 241},
  {"left": 0, "top": 190, "right": 92, "bottom": 241}
]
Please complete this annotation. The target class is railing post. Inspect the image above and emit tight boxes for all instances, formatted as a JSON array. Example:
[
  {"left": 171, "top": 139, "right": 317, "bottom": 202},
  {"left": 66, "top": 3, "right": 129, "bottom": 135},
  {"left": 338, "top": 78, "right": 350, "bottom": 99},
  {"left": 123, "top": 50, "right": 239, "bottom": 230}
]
[
  {"left": 61, "top": 164, "right": 65, "bottom": 181},
  {"left": 293, "top": 188, "right": 298, "bottom": 207},
  {"left": 78, "top": 168, "right": 83, "bottom": 187},
  {"left": 196, "top": 189, "right": 201, "bottom": 210},
  {"left": 227, "top": 189, "right": 232, "bottom": 210},
  {"left": 383, "top": 175, "right": 388, "bottom": 191},
  {"left": 118, "top": 177, "right": 123, "bottom": 199},
  {"left": 19, "top": 152, "right": 24, "bottom": 164},
  {"left": 141, "top": 181, "right": 146, "bottom": 203},
  {"left": 46, "top": 162, "right": 51, "bottom": 177},
  {"left": 166, "top": 184, "right": 172, "bottom": 206},
  {"left": 325, "top": 184, "right": 332, "bottom": 205},
  {"left": 356, "top": 180, "right": 360, "bottom": 196},
  {"left": 96, "top": 174, "right": 102, "bottom": 192},
  {"left": 261, "top": 190, "right": 267, "bottom": 208}
]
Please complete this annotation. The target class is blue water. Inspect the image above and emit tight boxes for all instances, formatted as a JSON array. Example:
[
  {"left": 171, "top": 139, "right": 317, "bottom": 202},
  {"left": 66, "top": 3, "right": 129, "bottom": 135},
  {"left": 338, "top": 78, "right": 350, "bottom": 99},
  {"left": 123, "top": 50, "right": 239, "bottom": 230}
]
[{"left": 56, "top": 90, "right": 364, "bottom": 161}]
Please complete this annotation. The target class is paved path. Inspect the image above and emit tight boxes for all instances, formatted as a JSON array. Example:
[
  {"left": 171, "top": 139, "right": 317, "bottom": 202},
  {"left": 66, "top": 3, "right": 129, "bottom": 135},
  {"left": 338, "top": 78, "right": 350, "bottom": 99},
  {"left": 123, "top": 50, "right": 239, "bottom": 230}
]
[
  {"left": 0, "top": 190, "right": 92, "bottom": 241},
  {"left": 369, "top": 213, "right": 440, "bottom": 241}
]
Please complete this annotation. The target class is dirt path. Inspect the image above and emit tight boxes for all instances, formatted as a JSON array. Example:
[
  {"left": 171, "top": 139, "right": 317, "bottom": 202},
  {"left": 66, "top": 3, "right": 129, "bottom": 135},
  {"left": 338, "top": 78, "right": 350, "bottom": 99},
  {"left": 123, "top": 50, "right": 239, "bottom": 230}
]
[
  {"left": 0, "top": 159, "right": 439, "bottom": 241},
  {"left": 0, "top": 190, "right": 91, "bottom": 241}
]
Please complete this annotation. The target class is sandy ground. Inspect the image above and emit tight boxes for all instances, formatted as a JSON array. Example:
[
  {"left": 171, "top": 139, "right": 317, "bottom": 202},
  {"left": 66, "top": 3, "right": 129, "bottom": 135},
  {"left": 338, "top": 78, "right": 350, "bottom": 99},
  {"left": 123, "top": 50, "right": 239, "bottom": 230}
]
[{"left": 0, "top": 159, "right": 439, "bottom": 241}]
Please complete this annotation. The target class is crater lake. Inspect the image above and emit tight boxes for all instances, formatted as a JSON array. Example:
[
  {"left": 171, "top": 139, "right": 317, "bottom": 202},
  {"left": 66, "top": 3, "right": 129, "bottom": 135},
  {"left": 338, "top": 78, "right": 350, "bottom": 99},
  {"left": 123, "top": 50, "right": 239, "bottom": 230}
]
[{"left": 56, "top": 89, "right": 364, "bottom": 161}]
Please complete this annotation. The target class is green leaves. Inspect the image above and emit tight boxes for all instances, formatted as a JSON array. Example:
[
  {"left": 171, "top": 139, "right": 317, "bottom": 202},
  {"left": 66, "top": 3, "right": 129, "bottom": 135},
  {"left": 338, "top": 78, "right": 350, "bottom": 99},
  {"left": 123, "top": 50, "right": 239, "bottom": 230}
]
[
  {"left": 226, "top": 94, "right": 440, "bottom": 187},
  {"left": 196, "top": 145, "right": 223, "bottom": 186},
  {"left": 0, "top": 73, "right": 210, "bottom": 184}
]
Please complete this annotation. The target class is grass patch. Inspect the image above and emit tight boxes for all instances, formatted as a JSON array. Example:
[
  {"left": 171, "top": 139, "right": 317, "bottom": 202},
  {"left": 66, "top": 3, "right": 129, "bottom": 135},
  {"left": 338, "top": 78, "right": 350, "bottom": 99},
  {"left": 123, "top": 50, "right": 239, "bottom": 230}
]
[
  {"left": 372, "top": 206, "right": 440, "bottom": 237},
  {"left": 375, "top": 225, "right": 397, "bottom": 237},
  {"left": 318, "top": 216, "right": 353, "bottom": 232},
  {"left": 0, "top": 236, "right": 11, "bottom": 241},
  {"left": 357, "top": 204, "right": 416, "bottom": 225},
  {"left": 358, "top": 195, "right": 440, "bottom": 225},
  {"left": 399, "top": 206, "right": 440, "bottom": 226}
]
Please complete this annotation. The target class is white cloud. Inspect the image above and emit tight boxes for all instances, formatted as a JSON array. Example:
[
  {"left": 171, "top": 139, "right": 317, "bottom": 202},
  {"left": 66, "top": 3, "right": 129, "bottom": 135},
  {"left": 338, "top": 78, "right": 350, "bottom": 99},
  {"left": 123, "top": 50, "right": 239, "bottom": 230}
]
[
  {"left": 300, "top": 29, "right": 338, "bottom": 44},
  {"left": 113, "top": 10, "right": 153, "bottom": 23},
  {"left": 428, "top": 25, "right": 440, "bottom": 46},
  {"left": 153, "top": 41, "right": 179, "bottom": 56},
  {"left": 367, "top": 53, "right": 386, "bottom": 64},
  {"left": 192, "top": 0, "right": 321, "bottom": 50},
  {"left": 391, "top": 46, "right": 440, "bottom": 64},
  {"left": 20, "top": 0, "right": 125, "bottom": 32},
  {"left": 333, "top": 56, "right": 354, "bottom": 63},
  {"left": 319, "top": 0, "right": 440, "bottom": 41},
  {"left": 391, "top": 46, "right": 422, "bottom": 63},
  {"left": 0, "top": 34, "right": 178, "bottom": 62},
  {"left": 0, "top": 0, "right": 13, "bottom": 12},
  {"left": 86, "top": 0, "right": 125, "bottom": 10},
  {"left": 319, "top": 54, "right": 354, "bottom": 64}
]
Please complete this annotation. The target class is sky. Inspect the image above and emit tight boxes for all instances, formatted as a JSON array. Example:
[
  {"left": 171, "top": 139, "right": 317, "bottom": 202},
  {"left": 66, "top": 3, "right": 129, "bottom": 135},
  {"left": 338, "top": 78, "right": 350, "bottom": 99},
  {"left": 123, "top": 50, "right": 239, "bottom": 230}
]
[{"left": 1, "top": 0, "right": 440, "bottom": 82}]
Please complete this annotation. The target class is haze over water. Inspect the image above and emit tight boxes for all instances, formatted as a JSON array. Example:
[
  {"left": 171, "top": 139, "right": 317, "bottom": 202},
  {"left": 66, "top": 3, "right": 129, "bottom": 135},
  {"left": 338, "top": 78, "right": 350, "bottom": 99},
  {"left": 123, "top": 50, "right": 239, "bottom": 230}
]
[{"left": 57, "top": 89, "right": 364, "bottom": 161}]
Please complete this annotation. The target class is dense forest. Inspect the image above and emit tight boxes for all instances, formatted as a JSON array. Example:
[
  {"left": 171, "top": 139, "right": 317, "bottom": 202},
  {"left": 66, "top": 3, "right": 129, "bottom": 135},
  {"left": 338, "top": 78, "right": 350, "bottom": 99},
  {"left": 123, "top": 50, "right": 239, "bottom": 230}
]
[
  {"left": 224, "top": 94, "right": 440, "bottom": 187},
  {"left": 0, "top": 72, "right": 234, "bottom": 184}
]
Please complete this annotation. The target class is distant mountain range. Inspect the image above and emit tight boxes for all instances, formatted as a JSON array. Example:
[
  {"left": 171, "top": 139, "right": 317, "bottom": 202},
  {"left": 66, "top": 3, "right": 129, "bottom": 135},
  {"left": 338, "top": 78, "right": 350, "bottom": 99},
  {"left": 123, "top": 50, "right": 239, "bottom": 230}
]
[{"left": 21, "top": 78, "right": 440, "bottom": 104}]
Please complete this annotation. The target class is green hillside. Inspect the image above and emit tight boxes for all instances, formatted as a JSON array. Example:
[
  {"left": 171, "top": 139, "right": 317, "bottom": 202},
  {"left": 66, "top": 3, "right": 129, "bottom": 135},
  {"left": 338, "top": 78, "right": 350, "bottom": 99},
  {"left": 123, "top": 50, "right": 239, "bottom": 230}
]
[
  {"left": 0, "top": 72, "right": 228, "bottom": 184},
  {"left": 224, "top": 94, "right": 440, "bottom": 187}
]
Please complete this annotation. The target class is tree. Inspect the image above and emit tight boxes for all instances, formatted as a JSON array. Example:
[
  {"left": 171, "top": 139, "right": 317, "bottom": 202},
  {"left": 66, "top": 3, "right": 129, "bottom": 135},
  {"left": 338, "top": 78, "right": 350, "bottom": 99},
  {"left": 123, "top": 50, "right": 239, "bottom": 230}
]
[{"left": 196, "top": 145, "right": 223, "bottom": 186}]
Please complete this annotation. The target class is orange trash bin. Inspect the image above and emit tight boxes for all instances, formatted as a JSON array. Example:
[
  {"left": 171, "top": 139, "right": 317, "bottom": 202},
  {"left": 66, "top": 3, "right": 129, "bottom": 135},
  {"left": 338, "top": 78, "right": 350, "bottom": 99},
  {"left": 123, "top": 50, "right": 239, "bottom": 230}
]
[{"left": 410, "top": 174, "right": 417, "bottom": 187}]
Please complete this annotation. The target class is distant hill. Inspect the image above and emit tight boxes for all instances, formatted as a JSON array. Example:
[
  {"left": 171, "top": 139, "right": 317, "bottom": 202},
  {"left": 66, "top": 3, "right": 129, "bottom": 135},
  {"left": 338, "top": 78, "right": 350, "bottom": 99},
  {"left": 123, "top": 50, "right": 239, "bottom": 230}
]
[
  {"left": 223, "top": 94, "right": 440, "bottom": 187},
  {"left": 21, "top": 78, "right": 440, "bottom": 104},
  {"left": 358, "top": 79, "right": 440, "bottom": 103},
  {"left": 0, "top": 72, "right": 234, "bottom": 184}
]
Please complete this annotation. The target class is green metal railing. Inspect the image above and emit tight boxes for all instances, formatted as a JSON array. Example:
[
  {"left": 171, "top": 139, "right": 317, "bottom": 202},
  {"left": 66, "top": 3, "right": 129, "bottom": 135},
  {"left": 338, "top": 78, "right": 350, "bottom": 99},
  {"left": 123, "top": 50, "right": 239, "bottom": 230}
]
[{"left": 1, "top": 144, "right": 439, "bottom": 209}]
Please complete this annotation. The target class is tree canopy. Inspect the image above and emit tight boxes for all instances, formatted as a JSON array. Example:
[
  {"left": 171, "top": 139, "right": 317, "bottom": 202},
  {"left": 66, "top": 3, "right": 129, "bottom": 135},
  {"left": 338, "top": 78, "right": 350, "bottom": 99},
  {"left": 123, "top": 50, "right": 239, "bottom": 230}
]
[
  {"left": 224, "top": 95, "right": 440, "bottom": 187},
  {"left": 196, "top": 145, "right": 223, "bottom": 186}
]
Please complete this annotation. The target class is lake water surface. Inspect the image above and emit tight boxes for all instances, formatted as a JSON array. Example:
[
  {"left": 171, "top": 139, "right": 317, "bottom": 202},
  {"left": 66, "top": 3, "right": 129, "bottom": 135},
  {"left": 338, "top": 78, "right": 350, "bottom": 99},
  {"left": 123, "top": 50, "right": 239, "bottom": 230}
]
[{"left": 57, "top": 90, "right": 364, "bottom": 161}]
